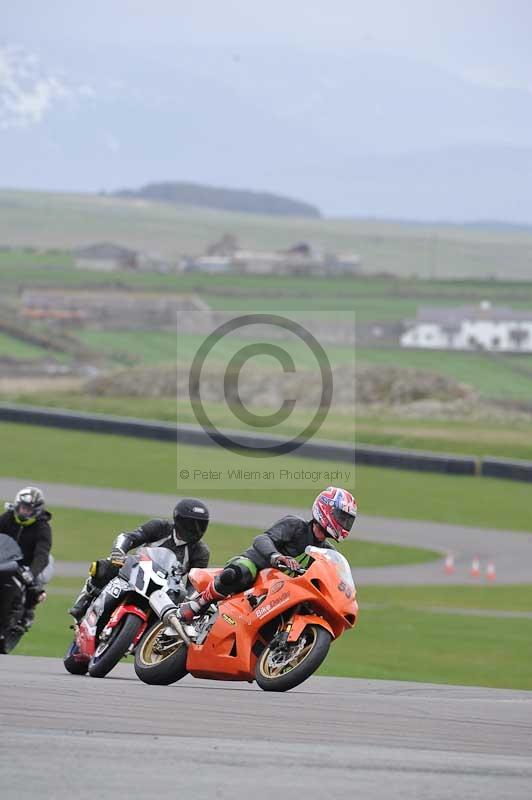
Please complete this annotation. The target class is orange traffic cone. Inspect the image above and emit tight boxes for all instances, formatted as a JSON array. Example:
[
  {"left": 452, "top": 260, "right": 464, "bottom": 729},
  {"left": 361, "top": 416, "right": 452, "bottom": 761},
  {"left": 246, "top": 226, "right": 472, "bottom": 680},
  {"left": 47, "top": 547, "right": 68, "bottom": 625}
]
[
  {"left": 470, "top": 557, "right": 481, "bottom": 578},
  {"left": 486, "top": 561, "right": 496, "bottom": 582},
  {"left": 444, "top": 554, "right": 455, "bottom": 575}
]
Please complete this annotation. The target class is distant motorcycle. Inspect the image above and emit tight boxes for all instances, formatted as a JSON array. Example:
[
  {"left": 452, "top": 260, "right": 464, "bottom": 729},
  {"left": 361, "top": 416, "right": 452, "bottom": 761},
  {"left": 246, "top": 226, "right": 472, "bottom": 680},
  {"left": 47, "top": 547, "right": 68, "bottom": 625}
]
[
  {"left": 0, "top": 533, "right": 35, "bottom": 654},
  {"left": 134, "top": 546, "right": 358, "bottom": 692},
  {"left": 63, "top": 547, "right": 186, "bottom": 678}
]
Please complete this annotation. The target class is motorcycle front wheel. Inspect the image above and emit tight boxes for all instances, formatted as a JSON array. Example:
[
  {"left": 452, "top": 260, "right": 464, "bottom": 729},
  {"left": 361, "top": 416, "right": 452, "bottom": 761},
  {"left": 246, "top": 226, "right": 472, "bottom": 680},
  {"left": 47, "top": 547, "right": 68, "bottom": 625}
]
[
  {"left": 255, "top": 624, "right": 332, "bottom": 692},
  {"left": 63, "top": 639, "right": 89, "bottom": 675},
  {"left": 88, "top": 613, "right": 143, "bottom": 678},
  {"left": 134, "top": 621, "right": 188, "bottom": 685}
]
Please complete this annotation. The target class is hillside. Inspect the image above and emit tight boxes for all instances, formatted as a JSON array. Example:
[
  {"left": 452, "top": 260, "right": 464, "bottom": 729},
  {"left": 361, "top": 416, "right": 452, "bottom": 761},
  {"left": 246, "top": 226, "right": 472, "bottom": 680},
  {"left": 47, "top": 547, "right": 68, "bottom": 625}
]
[
  {"left": 112, "top": 182, "right": 320, "bottom": 218},
  {"left": 1, "top": 189, "right": 532, "bottom": 279}
]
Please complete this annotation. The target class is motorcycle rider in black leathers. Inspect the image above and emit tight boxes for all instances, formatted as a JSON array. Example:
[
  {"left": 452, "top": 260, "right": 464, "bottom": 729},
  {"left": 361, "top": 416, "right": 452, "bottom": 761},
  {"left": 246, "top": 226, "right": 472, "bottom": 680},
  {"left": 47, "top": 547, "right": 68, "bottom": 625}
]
[
  {"left": 176, "top": 486, "right": 357, "bottom": 622},
  {"left": 0, "top": 486, "right": 54, "bottom": 636},
  {"left": 68, "top": 498, "right": 210, "bottom": 622}
]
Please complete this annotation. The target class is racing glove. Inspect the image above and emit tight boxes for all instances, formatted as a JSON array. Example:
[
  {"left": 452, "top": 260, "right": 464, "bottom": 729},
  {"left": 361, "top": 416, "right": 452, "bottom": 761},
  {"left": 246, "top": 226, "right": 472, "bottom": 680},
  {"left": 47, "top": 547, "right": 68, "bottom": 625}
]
[
  {"left": 20, "top": 566, "right": 35, "bottom": 586},
  {"left": 270, "top": 554, "right": 302, "bottom": 573},
  {"left": 109, "top": 546, "right": 126, "bottom": 567}
]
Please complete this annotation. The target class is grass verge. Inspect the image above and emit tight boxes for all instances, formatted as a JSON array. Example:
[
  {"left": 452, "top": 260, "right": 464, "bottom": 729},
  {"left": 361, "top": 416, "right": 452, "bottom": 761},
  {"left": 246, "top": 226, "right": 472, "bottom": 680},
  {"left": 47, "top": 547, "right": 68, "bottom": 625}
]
[
  {"left": 8, "top": 393, "right": 532, "bottom": 461},
  {"left": 1, "top": 421, "right": 531, "bottom": 532},
  {"left": 319, "top": 606, "right": 532, "bottom": 689}
]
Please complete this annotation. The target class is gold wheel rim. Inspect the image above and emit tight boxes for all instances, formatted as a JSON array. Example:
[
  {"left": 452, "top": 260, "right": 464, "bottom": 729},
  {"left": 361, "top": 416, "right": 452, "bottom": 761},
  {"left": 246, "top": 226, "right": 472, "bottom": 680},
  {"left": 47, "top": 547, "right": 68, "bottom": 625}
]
[
  {"left": 258, "top": 626, "right": 317, "bottom": 679},
  {"left": 139, "top": 622, "right": 184, "bottom": 666}
]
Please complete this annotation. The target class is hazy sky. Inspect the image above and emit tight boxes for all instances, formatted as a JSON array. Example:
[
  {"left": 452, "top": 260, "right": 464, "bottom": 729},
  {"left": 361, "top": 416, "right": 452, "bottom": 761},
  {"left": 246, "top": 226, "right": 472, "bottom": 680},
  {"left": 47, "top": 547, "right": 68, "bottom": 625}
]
[
  {"left": 4, "top": 0, "right": 532, "bottom": 90},
  {"left": 2, "top": 1, "right": 531, "bottom": 220}
]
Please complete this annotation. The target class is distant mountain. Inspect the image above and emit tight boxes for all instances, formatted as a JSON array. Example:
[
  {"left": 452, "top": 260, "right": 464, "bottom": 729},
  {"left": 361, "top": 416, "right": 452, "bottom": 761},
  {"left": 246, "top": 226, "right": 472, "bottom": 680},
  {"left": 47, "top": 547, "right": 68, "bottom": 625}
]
[
  {"left": 111, "top": 181, "right": 321, "bottom": 218},
  {"left": 2, "top": 44, "right": 532, "bottom": 221}
]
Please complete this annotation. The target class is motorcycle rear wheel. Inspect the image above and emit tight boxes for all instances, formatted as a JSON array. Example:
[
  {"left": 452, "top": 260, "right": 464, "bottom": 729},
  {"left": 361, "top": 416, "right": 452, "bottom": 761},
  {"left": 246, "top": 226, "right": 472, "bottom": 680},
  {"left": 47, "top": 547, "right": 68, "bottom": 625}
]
[
  {"left": 134, "top": 621, "right": 188, "bottom": 685},
  {"left": 1, "top": 625, "right": 25, "bottom": 654},
  {"left": 255, "top": 624, "right": 331, "bottom": 692},
  {"left": 88, "top": 613, "right": 143, "bottom": 678}
]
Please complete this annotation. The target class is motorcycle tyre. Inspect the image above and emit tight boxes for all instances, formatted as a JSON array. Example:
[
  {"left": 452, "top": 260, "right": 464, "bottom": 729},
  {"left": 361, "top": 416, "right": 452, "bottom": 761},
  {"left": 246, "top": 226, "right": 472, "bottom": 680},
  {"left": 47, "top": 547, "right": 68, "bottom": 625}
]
[
  {"left": 255, "top": 624, "right": 332, "bottom": 692},
  {"left": 134, "top": 621, "right": 188, "bottom": 686},
  {"left": 88, "top": 613, "right": 143, "bottom": 678},
  {"left": 2, "top": 625, "right": 25, "bottom": 654},
  {"left": 63, "top": 639, "right": 89, "bottom": 675}
]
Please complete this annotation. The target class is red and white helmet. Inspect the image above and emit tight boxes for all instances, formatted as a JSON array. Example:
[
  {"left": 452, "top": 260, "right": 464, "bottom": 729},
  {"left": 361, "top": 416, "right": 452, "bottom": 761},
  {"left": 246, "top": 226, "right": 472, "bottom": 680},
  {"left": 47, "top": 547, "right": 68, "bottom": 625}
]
[{"left": 312, "top": 487, "right": 357, "bottom": 541}]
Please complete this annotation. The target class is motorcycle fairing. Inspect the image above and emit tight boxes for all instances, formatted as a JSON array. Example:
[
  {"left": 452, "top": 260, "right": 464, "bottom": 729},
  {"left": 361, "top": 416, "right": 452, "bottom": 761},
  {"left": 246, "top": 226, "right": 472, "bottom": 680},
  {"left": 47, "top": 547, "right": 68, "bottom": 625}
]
[{"left": 186, "top": 559, "right": 357, "bottom": 681}]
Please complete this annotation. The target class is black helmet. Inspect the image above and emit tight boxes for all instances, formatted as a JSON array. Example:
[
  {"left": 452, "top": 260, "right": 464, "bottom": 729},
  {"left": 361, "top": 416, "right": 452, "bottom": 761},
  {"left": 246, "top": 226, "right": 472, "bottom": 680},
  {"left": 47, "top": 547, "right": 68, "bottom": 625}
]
[
  {"left": 173, "top": 498, "right": 209, "bottom": 544},
  {"left": 14, "top": 486, "right": 45, "bottom": 526}
]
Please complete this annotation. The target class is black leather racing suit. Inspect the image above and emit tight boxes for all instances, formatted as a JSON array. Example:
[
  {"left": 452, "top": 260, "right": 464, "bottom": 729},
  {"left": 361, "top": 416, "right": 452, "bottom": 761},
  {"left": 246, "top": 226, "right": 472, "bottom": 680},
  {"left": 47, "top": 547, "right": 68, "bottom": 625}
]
[
  {"left": 0, "top": 509, "right": 53, "bottom": 627},
  {"left": 113, "top": 518, "right": 210, "bottom": 571},
  {"left": 213, "top": 515, "right": 335, "bottom": 597},
  {"left": 70, "top": 518, "right": 209, "bottom": 619},
  {"left": 0, "top": 509, "right": 52, "bottom": 578}
]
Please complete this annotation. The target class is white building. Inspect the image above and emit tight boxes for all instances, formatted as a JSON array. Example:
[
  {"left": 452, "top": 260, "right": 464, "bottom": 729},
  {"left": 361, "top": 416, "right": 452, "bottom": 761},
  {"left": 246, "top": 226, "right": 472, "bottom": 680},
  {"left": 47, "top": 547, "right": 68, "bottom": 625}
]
[{"left": 401, "top": 302, "right": 532, "bottom": 352}]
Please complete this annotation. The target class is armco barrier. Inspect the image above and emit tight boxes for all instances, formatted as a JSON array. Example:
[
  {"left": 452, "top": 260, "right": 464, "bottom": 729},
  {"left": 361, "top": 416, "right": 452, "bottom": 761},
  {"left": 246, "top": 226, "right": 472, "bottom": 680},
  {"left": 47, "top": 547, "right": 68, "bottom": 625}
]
[
  {"left": 481, "top": 457, "right": 532, "bottom": 482},
  {"left": 0, "top": 403, "right": 176, "bottom": 442},
  {"left": 0, "top": 402, "right": 478, "bottom": 477},
  {"left": 352, "top": 443, "right": 477, "bottom": 475}
]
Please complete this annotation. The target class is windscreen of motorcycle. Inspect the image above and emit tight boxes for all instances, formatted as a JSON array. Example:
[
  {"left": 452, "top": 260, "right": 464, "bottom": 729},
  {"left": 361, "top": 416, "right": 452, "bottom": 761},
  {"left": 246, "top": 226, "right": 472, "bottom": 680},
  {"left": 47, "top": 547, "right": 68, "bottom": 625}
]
[
  {"left": 121, "top": 547, "right": 179, "bottom": 596},
  {"left": 137, "top": 547, "right": 179, "bottom": 574},
  {"left": 305, "top": 545, "right": 355, "bottom": 590}
]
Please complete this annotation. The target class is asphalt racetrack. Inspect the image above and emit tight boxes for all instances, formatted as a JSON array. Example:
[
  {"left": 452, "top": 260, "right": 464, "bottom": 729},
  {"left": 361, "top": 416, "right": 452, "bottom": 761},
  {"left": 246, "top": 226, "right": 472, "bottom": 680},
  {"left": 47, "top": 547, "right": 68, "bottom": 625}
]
[{"left": 1, "top": 656, "right": 531, "bottom": 800}]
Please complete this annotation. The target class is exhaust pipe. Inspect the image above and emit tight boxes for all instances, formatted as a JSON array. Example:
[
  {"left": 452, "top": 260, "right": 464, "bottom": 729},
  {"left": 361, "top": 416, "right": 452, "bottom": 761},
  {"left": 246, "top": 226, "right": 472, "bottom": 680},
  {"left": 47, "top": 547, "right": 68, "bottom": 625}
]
[
  {"left": 149, "top": 589, "right": 191, "bottom": 645},
  {"left": 163, "top": 612, "right": 191, "bottom": 646}
]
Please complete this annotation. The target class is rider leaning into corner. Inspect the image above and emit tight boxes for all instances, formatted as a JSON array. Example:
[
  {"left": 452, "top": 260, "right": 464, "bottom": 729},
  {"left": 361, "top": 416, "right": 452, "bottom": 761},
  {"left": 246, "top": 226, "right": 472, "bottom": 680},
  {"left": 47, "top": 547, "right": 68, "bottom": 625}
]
[
  {"left": 68, "top": 498, "right": 211, "bottom": 621},
  {"left": 0, "top": 486, "right": 54, "bottom": 632},
  {"left": 176, "top": 486, "right": 357, "bottom": 623}
]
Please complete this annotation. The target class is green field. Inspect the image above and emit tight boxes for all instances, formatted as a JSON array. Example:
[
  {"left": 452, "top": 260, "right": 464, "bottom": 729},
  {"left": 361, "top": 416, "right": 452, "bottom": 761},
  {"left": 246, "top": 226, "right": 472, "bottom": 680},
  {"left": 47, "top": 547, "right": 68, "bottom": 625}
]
[
  {"left": 6, "top": 320, "right": 532, "bottom": 404},
  {"left": 73, "top": 329, "right": 355, "bottom": 368},
  {"left": 0, "top": 249, "right": 74, "bottom": 268},
  {"left": 0, "top": 332, "right": 53, "bottom": 360},
  {"left": 14, "top": 582, "right": 532, "bottom": 689},
  {"left": 2, "top": 421, "right": 532, "bottom": 532},
  {"left": 77, "top": 330, "right": 180, "bottom": 365},
  {"left": 362, "top": 583, "right": 532, "bottom": 612},
  {"left": 203, "top": 291, "right": 464, "bottom": 322},
  {"left": 357, "top": 347, "right": 532, "bottom": 403},
  {"left": 9, "top": 393, "right": 532, "bottom": 461},
  {"left": 324, "top": 606, "right": 532, "bottom": 689},
  {"left": 1, "top": 188, "right": 532, "bottom": 279}
]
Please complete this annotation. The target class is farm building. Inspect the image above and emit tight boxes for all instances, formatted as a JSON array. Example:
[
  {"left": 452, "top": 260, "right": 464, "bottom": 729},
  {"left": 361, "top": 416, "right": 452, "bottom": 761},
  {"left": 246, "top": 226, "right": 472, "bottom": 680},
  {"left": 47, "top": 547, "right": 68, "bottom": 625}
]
[
  {"left": 73, "top": 242, "right": 168, "bottom": 272},
  {"left": 186, "top": 239, "right": 361, "bottom": 276},
  {"left": 401, "top": 302, "right": 532, "bottom": 352},
  {"left": 20, "top": 290, "right": 208, "bottom": 330},
  {"left": 73, "top": 242, "right": 139, "bottom": 271}
]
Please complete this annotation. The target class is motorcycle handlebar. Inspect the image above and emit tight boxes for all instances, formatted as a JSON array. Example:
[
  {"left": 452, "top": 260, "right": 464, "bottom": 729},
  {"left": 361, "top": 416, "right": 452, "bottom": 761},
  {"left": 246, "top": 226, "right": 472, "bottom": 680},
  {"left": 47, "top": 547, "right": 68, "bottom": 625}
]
[{"left": 278, "top": 564, "right": 306, "bottom": 575}]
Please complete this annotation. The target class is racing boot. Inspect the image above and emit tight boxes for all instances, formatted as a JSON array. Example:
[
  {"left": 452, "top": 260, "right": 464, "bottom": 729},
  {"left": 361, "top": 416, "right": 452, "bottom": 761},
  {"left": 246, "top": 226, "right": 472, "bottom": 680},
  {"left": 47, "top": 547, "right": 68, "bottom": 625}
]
[
  {"left": 68, "top": 579, "right": 99, "bottom": 621},
  {"left": 176, "top": 579, "right": 225, "bottom": 623}
]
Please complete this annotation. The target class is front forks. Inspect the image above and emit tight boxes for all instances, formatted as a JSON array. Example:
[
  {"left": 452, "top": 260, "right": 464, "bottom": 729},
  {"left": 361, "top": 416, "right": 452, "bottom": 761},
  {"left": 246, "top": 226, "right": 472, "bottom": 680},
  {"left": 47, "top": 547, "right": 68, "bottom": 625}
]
[{"left": 272, "top": 607, "right": 299, "bottom": 649}]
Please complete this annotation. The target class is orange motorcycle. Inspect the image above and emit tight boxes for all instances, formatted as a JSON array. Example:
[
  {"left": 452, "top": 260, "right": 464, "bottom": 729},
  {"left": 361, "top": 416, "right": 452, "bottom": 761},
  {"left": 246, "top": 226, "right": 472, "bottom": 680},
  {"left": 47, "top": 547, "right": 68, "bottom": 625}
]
[{"left": 134, "top": 546, "right": 358, "bottom": 692}]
